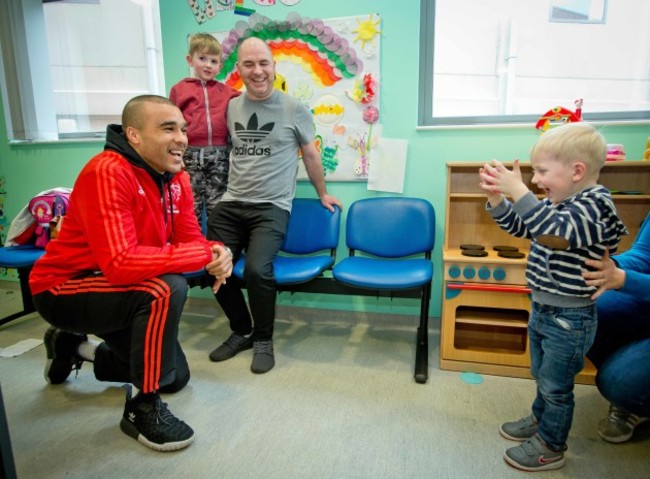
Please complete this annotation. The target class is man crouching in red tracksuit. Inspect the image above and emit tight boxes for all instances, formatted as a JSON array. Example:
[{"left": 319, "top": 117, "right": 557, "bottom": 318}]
[{"left": 29, "top": 95, "right": 233, "bottom": 452}]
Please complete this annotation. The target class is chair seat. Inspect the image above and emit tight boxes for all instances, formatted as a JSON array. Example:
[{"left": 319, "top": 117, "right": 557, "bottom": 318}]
[
  {"left": 227, "top": 199, "right": 340, "bottom": 289},
  {"left": 233, "top": 255, "right": 335, "bottom": 285},
  {"left": 274, "top": 256, "right": 335, "bottom": 285},
  {"left": 333, "top": 257, "right": 433, "bottom": 290},
  {"left": 0, "top": 246, "right": 45, "bottom": 268},
  {"left": 0, "top": 246, "right": 46, "bottom": 327}
]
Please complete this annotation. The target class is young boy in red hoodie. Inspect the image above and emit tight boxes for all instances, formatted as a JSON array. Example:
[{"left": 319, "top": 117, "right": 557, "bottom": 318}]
[{"left": 169, "top": 33, "right": 240, "bottom": 226}]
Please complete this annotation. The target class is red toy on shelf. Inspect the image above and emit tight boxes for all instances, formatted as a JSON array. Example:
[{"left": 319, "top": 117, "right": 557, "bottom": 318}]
[{"left": 535, "top": 98, "right": 582, "bottom": 131}]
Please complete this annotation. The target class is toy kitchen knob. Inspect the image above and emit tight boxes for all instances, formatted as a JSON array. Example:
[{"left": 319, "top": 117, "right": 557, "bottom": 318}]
[
  {"left": 478, "top": 267, "right": 491, "bottom": 280},
  {"left": 463, "top": 266, "right": 476, "bottom": 279},
  {"left": 493, "top": 267, "right": 506, "bottom": 281},
  {"left": 448, "top": 265, "right": 461, "bottom": 278}
]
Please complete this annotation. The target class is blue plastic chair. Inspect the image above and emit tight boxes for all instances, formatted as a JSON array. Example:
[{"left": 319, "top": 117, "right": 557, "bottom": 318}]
[
  {"left": 233, "top": 198, "right": 341, "bottom": 285},
  {"left": 0, "top": 245, "right": 46, "bottom": 327},
  {"left": 332, "top": 197, "right": 435, "bottom": 383}
]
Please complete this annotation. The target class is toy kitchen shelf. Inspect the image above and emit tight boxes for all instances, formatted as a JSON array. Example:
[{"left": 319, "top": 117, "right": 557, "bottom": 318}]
[{"left": 440, "top": 160, "right": 650, "bottom": 385}]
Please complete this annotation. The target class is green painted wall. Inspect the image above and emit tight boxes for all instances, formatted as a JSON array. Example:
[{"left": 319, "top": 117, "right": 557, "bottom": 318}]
[{"left": 1, "top": 1, "right": 648, "bottom": 318}]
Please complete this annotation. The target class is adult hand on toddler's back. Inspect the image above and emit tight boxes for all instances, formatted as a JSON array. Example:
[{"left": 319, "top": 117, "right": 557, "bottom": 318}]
[{"left": 583, "top": 249, "right": 626, "bottom": 300}]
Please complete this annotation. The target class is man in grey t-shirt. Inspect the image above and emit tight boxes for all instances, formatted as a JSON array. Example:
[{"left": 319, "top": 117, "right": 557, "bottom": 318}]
[{"left": 206, "top": 36, "right": 342, "bottom": 374}]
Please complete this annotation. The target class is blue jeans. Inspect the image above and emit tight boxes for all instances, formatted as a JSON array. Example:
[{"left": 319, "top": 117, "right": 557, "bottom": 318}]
[
  {"left": 588, "top": 290, "right": 650, "bottom": 417},
  {"left": 529, "top": 302, "right": 597, "bottom": 451}
]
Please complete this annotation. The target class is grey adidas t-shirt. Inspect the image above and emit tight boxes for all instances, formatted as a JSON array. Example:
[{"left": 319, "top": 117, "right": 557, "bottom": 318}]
[{"left": 223, "top": 89, "right": 315, "bottom": 212}]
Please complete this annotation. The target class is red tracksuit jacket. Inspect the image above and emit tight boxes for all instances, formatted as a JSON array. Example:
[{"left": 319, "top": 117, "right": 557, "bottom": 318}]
[{"left": 29, "top": 125, "right": 216, "bottom": 295}]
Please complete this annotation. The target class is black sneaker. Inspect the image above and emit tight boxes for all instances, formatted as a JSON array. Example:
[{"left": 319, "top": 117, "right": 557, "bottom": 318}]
[
  {"left": 43, "top": 326, "right": 86, "bottom": 384},
  {"left": 251, "top": 340, "right": 275, "bottom": 374},
  {"left": 120, "top": 385, "right": 194, "bottom": 452},
  {"left": 209, "top": 332, "right": 253, "bottom": 362}
]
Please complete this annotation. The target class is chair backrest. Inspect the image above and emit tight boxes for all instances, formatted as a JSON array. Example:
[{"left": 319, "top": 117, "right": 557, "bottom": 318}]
[
  {"left": 345, "top": 197, "right": 435, "bottom": 258},
  {"left": 281, "top": 198, "right": 341, "bottom": 255}
]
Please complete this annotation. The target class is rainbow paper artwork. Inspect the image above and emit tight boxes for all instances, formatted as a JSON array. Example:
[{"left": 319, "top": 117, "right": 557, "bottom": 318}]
[
  {"left": 234, "top": 0, "right": 255, "bottom": 16},
  {"left": 211, "top": 12, "right": 381, "bottom": 181},
  {"left": 217, "top": 13, "right": 363, "bottom": 89}
]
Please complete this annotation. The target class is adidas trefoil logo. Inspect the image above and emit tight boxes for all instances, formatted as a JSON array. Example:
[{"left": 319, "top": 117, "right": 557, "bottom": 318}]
[
  {"left": 235, "top": 113, "right": 274, "bottom": 143},
  {"left": 128, "top": 412, "right": 136, "bottom": 423},
  {"left": 233, "top": 114, "right": 274, "bottom": 156}
]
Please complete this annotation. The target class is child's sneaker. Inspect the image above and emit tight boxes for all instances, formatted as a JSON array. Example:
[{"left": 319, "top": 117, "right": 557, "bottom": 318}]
[
  {"left": 598, "top": 404, "right": 649, "bottom": 443},
  {"left": 43, "top": 327, "right": 86, "bottom": 384},
  {"left": 504, "top": 433, "right": 566, "bottom": 471},
  {"left": 499, "top": 414, "right": 538, "bottom": 441},
  {"left": 120, "top": 385, "right": 194, "bottom": 452}
]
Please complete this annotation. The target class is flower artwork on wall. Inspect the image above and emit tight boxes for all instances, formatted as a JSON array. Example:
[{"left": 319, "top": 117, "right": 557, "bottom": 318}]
[
  {"left": 187, "top": 0, "right": 306, "bottom": 24},
  {"left": 212, "top": 12, "right": 381, "bottom": 181},
  {"left": 187, "top": 0, "right": 218, "bottom": 24}
]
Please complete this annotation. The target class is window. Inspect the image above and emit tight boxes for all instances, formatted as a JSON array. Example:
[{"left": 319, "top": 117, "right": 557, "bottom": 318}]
[
  {"left": 549, "top": 0, "right": 607, "bottom": 24},
  {"left": 0, "top": 0, "right": 164, "bottom": 142},
  {"left": 418, "top": 0, "right": 650, "bottom": 127}
]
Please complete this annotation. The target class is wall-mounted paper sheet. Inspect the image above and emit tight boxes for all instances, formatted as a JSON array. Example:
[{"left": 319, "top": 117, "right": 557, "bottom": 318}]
[{"left": 367, "top": 138, "right": 407, "bottom": 193}]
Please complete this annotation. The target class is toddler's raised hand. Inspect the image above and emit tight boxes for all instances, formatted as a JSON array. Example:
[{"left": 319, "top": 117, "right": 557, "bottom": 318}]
[{"left": 479, "top": 161, "right": 505, "bottom": 206}]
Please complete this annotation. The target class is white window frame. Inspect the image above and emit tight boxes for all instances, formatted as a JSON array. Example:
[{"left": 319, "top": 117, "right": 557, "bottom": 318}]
[
  {"left": 0, "top": 0, "right": 164, "bottom": 143},
  {"left": 418, "top": 0, "right": 650, "bottom": 128}
]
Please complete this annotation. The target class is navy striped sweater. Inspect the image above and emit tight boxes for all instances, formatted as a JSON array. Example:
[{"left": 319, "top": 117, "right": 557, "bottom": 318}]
[{"left": 487, "top": 185, "right": 628, "bottom": 307}]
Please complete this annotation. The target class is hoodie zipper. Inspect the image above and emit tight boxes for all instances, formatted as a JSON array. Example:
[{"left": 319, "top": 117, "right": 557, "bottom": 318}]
[{"left": 201, "top": 80, "right": 213, "bottom": 146}]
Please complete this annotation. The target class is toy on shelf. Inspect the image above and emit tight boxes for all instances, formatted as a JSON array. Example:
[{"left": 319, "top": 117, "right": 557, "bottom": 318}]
[
  {"left": 606, "top": 144, "right": 626, "bottom": 162},
  {"left": 644, "top": 137, "right": 650, "bottom": 161},
  {"left": 535, "top": 98, "right": 582, "bottom": 132}
]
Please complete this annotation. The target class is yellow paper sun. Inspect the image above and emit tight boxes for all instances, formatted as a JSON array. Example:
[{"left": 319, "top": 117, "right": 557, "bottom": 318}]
[{"left": 352, "top": 14, "right": 381, "bottom": 49}]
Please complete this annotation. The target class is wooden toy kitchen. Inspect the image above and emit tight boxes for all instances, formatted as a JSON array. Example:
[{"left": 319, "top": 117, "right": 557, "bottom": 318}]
[{"left": 440, "top": 160, "right": 650, "bottom": 384}]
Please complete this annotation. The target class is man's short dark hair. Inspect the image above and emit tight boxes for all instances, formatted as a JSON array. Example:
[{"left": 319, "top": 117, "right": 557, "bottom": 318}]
[{"left": 122, "top": 95, "right": 175, "bottom": 129}]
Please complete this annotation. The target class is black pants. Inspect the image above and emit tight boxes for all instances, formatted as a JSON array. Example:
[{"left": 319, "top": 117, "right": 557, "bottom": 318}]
[
  {"left": 33, "top": 273, "right": 190, "bottom": 393},
  {"left": 207, "top": 201, "right": 289, "bottom": 341}
]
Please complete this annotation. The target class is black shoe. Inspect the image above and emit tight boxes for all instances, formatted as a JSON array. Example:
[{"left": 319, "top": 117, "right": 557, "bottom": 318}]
[
  {"left": 251, "top": 340, "right": 275, "bottom": 374},
  {"left": 209, "top": 332, "right": 253, "bottom": 362},
  {"left": 120, "top": 385, "right": 194, "bottom": 452},
  {"left": 43, "top": 326, "right": 86, "bottom": 384}
]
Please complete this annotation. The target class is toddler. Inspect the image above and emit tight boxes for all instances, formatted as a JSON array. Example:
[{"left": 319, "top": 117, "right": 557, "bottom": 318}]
[{"left": 479, "top": 122, "right": 628, "bottom": 471}]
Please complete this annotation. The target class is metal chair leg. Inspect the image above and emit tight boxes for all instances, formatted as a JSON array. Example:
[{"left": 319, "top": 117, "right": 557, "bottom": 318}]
[
  {"left": 0, "top": 267, "right": 36, "bottom": 327},
  {"left": 414, "top": 283, "right": 431, "bottom": 384}
]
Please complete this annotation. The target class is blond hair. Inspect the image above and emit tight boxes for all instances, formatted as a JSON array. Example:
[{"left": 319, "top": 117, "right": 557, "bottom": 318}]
[
  {"left": 531, "top": 122, "right": 607, "bottom": 177},
  {"left": 188, "top": 33, "right": 222, "bottom": 57}
]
